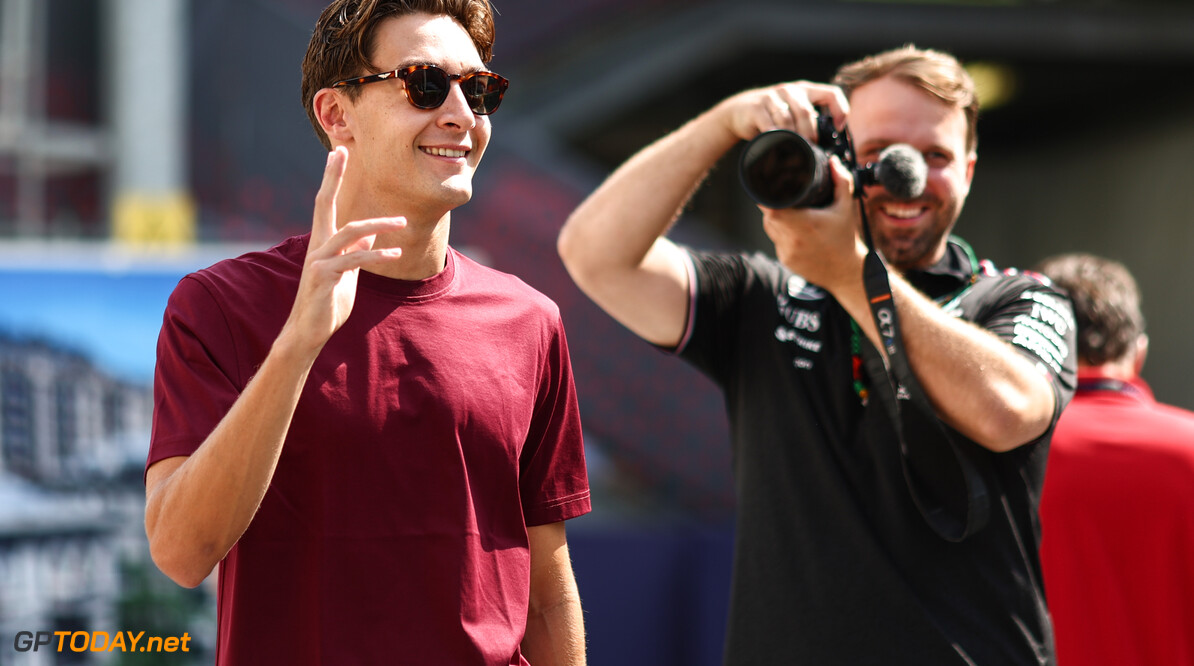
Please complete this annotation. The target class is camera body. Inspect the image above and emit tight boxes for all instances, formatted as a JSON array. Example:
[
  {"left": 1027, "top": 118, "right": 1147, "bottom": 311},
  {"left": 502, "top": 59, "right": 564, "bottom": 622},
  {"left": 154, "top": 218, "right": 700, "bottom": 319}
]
[{"left": 738, "top": 107, "right": 927, "bottom": 209}]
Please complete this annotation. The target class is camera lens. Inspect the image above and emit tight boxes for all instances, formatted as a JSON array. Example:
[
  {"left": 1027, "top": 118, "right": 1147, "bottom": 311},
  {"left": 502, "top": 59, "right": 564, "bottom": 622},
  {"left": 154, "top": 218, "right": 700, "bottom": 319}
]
[{"left": 739, "top": 130, "right": 831, "bottom": 208}]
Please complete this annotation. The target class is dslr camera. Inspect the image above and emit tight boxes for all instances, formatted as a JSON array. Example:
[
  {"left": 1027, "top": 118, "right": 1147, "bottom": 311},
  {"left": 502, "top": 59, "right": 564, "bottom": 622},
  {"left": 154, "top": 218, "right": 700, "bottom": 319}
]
[{"left": 738, "top": 107, "right": 925, "bottom": 209}]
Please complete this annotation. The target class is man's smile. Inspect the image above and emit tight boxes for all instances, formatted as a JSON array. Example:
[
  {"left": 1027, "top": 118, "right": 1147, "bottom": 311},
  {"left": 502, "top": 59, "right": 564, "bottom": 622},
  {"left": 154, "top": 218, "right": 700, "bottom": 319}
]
[{"left": 420, "top": 146, "right": 469, "bottom": 158}]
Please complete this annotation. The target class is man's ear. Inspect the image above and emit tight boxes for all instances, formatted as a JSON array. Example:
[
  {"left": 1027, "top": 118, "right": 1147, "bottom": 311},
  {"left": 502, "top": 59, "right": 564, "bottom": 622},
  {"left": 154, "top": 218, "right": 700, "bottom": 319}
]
[
  {"left": 313, "top": 88, "right": 353, "bottom": 144},
  {"left": 1133, "top": 333, "right": 1149, "bottom": 375}
]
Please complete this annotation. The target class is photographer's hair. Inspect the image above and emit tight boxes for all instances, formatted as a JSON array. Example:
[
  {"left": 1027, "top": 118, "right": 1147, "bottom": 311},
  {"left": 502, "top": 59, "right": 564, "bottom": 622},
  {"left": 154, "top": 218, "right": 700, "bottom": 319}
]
[
  {"left": 300, "top": 0, "right": 497, "bottom": 149},
  {"left": 1035, "top": 253, "right": 1145, "bottom": 367},
  {"left": 833, "top": 45, "right": 979, "bottom": 155}
]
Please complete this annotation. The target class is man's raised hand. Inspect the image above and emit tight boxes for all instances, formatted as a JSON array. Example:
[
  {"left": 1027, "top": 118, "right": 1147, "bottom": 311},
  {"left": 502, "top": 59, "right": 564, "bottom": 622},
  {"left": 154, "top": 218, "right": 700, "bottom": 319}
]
[{"left": 283, "top": 146, "right": 406, "bottom": 359}]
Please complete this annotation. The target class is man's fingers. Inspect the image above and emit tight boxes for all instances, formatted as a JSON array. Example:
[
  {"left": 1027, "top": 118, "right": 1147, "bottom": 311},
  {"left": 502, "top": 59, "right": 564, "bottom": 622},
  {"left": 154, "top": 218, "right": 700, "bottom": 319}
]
[
  {"left": 798, "top": 82, "right": 849, "bottom": 131},
  {"left": 316, "top": 217, "right": 407, "bottom": 257},
  {"left": 312, "top": 146, "right": 349, "bottom": 247},
  {"left": 828, "top": 156, "right": 855, "bottom": 203},
  {"left": 759, "top": 84, "right": 823, "bottom": 142},
  {"left": 763, "top": 91, "right": 798, "bottom": 132},
  {"left": 312, "top": 247, "right": 404, "bottom": 276}
]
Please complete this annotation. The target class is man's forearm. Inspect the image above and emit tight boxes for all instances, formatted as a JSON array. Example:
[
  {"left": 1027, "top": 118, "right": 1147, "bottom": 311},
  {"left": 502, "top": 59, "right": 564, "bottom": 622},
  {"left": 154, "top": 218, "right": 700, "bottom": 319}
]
[
  {"left": 523, "top": 584, "right": 585, "bottom": 666},
  {"left": 145, "top": 332, "right": 318, "bottom": 587},
  {"left": 556, "top": 107, "right": 739, "bottom": 346},
  {"left": 886, "top": 273, "right": 1055, "bottom": 451},
  {"left": 523, "top": 524, "right": 586, "bottom": 666},
  {"left": 559, "top": 105, "right": 738, "bottom": 278},
  {"left": 522, "top": 591, "right": 585, "bottom": 666}
]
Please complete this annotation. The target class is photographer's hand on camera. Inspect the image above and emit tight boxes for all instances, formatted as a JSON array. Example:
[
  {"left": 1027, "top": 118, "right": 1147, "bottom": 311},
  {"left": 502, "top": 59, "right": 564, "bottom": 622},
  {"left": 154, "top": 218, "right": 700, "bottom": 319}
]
[
  {"left": 719, "top": 81, "right": 848, "bottom": 144},
  {"left": 558, "top": 80, "right": 852, "bottom": 349},
  {"left": 760, "top": 154, "right": 867, "bottom": 297}
]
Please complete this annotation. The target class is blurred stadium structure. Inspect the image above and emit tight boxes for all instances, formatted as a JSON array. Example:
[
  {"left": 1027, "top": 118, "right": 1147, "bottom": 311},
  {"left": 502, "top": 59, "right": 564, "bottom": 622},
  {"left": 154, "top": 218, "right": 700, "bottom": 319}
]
[{"left": 2, "top": 0, "right": 1194, "bottom": 663}]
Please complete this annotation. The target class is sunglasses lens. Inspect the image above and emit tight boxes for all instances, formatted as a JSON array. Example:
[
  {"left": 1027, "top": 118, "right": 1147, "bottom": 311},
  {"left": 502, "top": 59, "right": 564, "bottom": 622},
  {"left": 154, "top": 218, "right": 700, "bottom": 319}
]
[
  {"left": 398, "top": 66, "right": 507, "bottom": 114},
  {"left": 406, "top": 67, "right": 449, "bottom": 108},
  {"left": 462, "top": 74, "right": 507, "bottom": 115}
]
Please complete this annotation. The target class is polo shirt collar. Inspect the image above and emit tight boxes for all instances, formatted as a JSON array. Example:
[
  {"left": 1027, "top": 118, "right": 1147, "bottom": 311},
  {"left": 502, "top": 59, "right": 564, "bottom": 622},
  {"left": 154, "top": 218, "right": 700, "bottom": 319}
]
[{"left": 901, "top": 236, "right": 978, "bottom": 301}]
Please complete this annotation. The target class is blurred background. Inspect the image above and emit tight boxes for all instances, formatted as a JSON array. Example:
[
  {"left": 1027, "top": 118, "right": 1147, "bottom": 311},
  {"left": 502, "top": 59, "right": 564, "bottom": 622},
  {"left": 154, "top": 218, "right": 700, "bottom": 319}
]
[{"left": 2, "top": 0, "right": 1194, "bottom": 663}]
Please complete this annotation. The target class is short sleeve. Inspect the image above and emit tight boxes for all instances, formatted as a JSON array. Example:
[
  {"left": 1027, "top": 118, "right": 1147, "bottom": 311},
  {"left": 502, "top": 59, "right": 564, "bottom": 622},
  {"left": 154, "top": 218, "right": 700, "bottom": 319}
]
[
  {"left": 518, "top": 313, "right": 591, "bottom": 526},
  {"left": 147, "top": 275, "right": 243, "bottom": 475},
  {"left": 675, "top": 249, "right": 755, "bottom": 386},
  {"left": 965, "top": 275, "right": 1079, "bottom": 440}
]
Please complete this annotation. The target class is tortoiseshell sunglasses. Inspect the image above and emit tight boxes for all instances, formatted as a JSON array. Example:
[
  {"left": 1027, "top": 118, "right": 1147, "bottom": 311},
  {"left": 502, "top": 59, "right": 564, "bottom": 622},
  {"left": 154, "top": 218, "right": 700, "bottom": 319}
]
[{"left": 332, "top": 64, "right": 509, "bottom": 115}]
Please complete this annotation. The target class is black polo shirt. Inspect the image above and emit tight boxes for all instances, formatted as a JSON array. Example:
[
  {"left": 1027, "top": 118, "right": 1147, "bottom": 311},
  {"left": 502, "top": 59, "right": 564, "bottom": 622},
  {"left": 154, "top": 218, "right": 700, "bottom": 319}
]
[{"left": 677, "top": 237, "right": 1076, "bottom": 666}]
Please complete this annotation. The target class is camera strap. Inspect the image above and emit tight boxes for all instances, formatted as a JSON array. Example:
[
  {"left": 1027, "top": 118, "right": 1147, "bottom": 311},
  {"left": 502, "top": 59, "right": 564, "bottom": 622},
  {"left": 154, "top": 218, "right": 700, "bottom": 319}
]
[{"left": 856, "top": 203, "right": 990, "bottom": 542}]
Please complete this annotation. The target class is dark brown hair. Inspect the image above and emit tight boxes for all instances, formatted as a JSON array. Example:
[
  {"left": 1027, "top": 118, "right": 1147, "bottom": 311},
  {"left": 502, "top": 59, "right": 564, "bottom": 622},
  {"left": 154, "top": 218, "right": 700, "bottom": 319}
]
[
  {"left": 833, "top": 44, "right": 979, "bottom": 154},
  {"left": 300, "top": 0, "right": 497, "bottom": 149},
  {"left": 1035, "top": 253, "right": 1145, "bottom": 366}
]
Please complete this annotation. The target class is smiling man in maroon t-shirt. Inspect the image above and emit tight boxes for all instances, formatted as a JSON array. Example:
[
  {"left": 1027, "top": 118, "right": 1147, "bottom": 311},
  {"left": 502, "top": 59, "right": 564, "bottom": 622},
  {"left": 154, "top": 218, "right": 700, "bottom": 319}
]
[{"left": 144, "top": 2, "right": 590, "bottom": 664}]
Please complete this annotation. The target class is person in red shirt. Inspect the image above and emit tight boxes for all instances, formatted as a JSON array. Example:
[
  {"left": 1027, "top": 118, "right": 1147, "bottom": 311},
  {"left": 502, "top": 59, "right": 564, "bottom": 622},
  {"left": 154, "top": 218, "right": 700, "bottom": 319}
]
[
  {"left": 1037, "top": 252, "right": 1194, "bottom": 666},
  {"left": 144, "top": 2, "right": 590, "bottom": 664}
]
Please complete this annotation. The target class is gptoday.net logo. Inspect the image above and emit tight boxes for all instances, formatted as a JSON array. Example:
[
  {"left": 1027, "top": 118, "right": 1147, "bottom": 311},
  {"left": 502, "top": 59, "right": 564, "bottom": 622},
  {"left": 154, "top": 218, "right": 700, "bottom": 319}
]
[{"left": 13, "top": 630, "right": 192, "bottom": 654}]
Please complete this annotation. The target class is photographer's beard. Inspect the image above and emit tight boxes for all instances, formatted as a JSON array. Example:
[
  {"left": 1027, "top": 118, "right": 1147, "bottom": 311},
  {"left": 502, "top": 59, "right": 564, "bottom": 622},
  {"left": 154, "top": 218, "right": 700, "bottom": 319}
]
[{"left": 864, "top": 189, "right": 962, "bottom": 272}]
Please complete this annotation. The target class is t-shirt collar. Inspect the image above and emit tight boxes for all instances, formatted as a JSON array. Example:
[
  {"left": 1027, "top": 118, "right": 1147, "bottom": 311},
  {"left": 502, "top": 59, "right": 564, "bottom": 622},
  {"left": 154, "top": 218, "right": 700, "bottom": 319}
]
[{"left": 901, "top": 236, "right": 977, "bottom": 301}]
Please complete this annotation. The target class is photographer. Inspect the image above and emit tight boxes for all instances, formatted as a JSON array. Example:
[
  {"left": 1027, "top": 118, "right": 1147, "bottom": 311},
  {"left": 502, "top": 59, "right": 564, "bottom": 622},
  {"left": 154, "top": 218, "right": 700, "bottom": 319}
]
[{"left": 558, "top": 45, "right": 1076, "bottom": 664}]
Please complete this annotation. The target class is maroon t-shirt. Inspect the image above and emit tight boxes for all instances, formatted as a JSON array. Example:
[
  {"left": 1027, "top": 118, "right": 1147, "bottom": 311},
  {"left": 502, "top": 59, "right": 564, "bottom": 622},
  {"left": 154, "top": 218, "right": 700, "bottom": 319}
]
[{"left": 149, "top": 236, "right": 591, "bottom": 665}]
